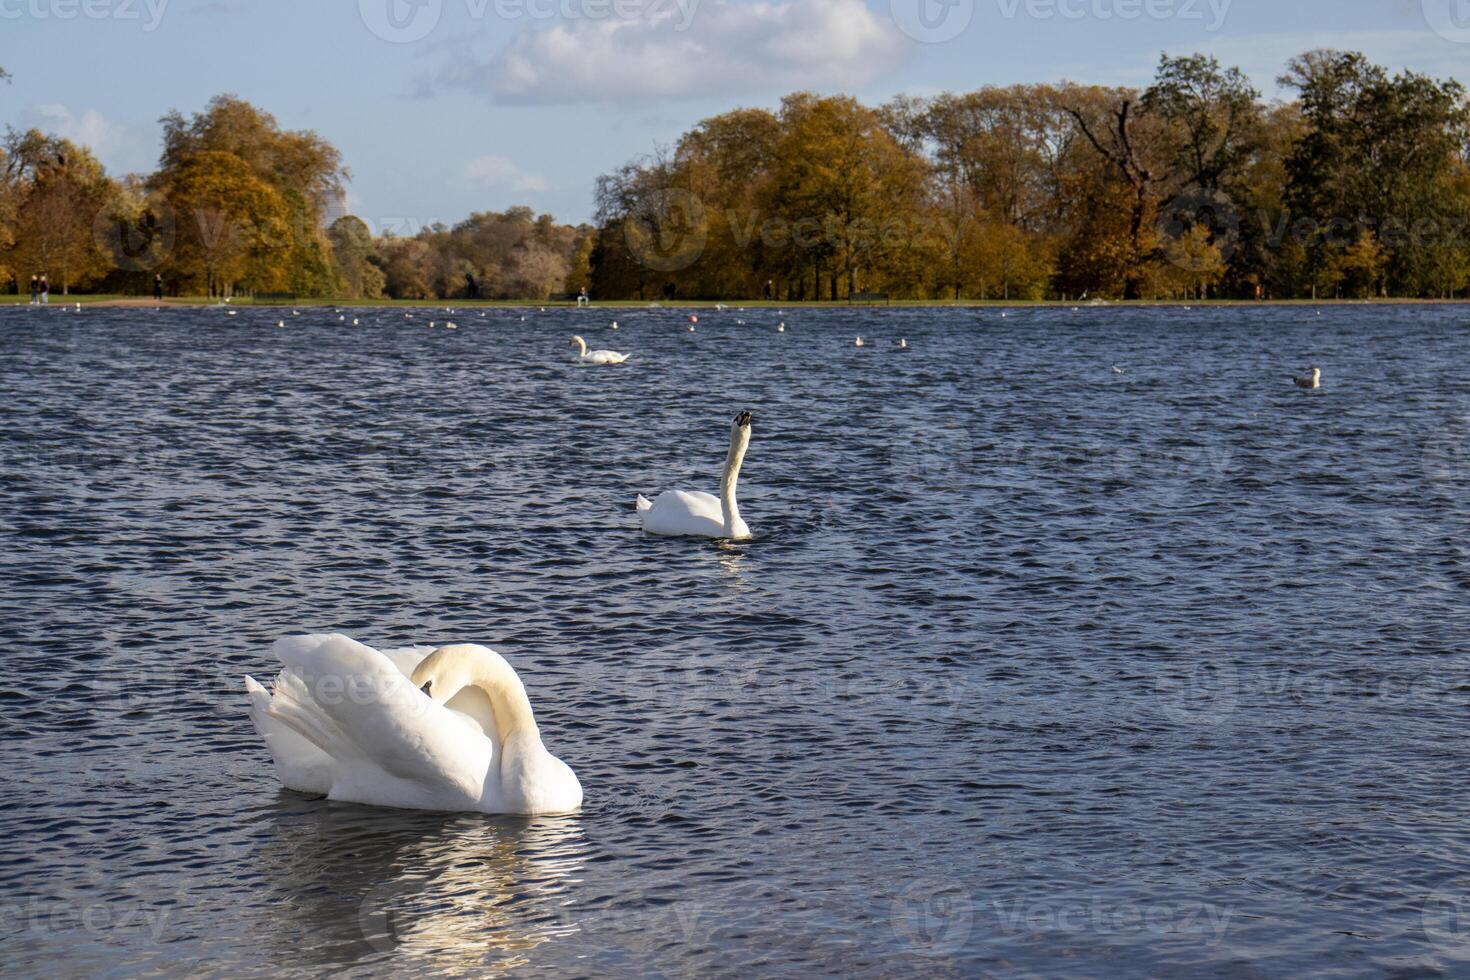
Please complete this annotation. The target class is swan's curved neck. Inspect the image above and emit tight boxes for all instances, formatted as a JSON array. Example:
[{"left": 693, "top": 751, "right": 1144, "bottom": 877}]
[
  {"left": 428, "top": 646, "right": 539, "bottom": 745},
  {"left": 573, "top": 337, "right": 587, "bottom": 357},
  {"left": 468, "top": 664, "right": 538, "bottom": 746},
  {"left": 721, "top": 429, "right": 750, "bottom": 534}
]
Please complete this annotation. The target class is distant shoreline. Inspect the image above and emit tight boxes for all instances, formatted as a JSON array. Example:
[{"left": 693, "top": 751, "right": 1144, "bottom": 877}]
[{"left": 8, "top": 296, "right": 1470, "bottom": 310}]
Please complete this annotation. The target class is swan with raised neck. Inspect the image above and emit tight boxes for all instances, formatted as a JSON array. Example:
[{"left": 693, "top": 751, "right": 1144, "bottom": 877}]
[
  {"left": 720, "top": 412, "right": 752, "bottom": 539},
  {"left": 636, "top": 411, "right": 753, "bottom": 539}
]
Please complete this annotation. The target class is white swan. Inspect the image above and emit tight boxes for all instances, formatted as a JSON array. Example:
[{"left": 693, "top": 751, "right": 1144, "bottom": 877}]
[
  {"left": 571, "top": 335, "right": 629, "bottom": 364},
  {"left": 1293, "top": 367, "right": 1322, "bottom": 389},
  {"left": 854, "top": 336, "right": 865, "bottom": 347},
  {"left": 244, "top": 634, "right": 582, "bottom": 815},
  {"left": 636, "top": 411, "right": 752, "bottom": 540}
]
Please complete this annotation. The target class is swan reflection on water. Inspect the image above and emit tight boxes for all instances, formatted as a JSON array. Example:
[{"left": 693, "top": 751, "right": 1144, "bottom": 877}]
[
  {"left": 717, "top": 539, "right": 750, "bottom": 579},
  {"left": 250, "top": 797, "right": 587, "bottom": 971}
]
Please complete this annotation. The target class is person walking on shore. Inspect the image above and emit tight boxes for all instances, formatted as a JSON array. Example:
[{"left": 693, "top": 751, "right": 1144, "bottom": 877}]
[
  {"left": 28, "top": 275, "right": 38, "bottom": 305},
  {"left": 40, "top": 274, "right": 49, "bottom": 305},
  {"left": 154, "top": 274, "right": 164, "bottom": 302}
]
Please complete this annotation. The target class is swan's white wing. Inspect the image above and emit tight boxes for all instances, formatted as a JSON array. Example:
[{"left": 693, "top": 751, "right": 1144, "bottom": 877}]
[
  {"left": 264, "top": 634, "right": 494, "bottom": 809},
  {"left": 640, "top": 490, "right": 725, "bottom": 537},
  {"left": 586, "top": 349, "right": 628, "bottom": 364}
]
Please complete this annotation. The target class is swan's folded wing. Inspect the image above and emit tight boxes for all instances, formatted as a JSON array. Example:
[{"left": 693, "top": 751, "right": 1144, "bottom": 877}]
[
  {"left": 270, "top": 634, "right": 493, "bottom": 803},
  {"left": 643, "top": 490, "right": 725, "bottom": 536}
]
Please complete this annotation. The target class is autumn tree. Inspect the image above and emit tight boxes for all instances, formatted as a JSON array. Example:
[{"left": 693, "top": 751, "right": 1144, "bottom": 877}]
[
  {"left": 151, "top": 95, "right": 346, "bottom": 296},
  {"left": 675, "top": 107, "right": 783, "bottom": 297},
  {"left": 2, "top": 130, "right": 119, "bottom": 293},
  {"left": 373, "top": 235, "right": 432, "bottom": 299},
  {"left": 762, "top": 94, "right": 928, "bottom": 300}
]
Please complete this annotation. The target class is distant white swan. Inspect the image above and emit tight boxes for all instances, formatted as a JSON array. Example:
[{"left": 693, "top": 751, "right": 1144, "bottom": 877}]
[
  {"left": 636, "top": 411, "right": 753, "bottom": 540},
  {"left": 894, "top": 338, "right": 908, "bottom": 349},
  {"left": 571, "top": 335, "right": 630, "bottom": 364},
  {"left": 245, "top": 634, "right": 582, "bottom": 815},
  {"left": 1293, "top": 367, "right": 1322, "bottom": 389},
  {"left": 854, "top": 336, "right": 865, "bottom": 347}
]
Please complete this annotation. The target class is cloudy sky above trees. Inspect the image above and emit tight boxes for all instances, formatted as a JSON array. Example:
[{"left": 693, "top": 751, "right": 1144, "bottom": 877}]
[{"left": 4, "top": 0, "right": 1466, "bottom": 224}]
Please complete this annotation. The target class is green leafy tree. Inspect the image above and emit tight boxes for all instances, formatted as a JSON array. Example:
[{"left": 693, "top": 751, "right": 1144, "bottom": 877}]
[
  {"left": 328, "top": 216, "right": 384, "bottom": 299},
  {"left": 1282, "top": 51, "right": 1470, "bottom": 297}
]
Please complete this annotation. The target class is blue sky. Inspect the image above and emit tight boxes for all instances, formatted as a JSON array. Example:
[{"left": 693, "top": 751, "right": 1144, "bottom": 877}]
[{"left": 2, "top": 0, "right": 1468, "bottom": 226}]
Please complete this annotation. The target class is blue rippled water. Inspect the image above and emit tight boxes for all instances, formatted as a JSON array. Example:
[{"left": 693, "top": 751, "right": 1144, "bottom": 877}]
[{"left": 1, "top": 302, "right": 1468, "bottom": 977}]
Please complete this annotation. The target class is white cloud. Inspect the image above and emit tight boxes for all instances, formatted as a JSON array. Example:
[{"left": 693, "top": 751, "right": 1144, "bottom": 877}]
[
  {"left": 22, "top": 104, "right": 156, "bottom": 175},
  {"left": 438, "top": 0, "right": 910, "bottom": 105},
  {"left": 462, "top": 154, "right": 550, "bottom": 192}
]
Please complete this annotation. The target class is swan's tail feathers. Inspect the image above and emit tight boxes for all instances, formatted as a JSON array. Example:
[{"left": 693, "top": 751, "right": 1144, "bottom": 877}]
[
  {"left": 262, "top": 669, "right": 347, "bottom": 758},
  {"left": 245, "top": 674, "right": 272, "bottom": 726},
  {"left": 245, "top": 671, "right": 336, "bottom": 794},
  {"left": 636, "top": 494, "right": 653, "bottom": 514}
]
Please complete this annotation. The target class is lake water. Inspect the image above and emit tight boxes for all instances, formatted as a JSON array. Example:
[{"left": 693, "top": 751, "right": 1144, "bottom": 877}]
[{"left": 1, "top": 303, "right": 1467, "bottom": 977}]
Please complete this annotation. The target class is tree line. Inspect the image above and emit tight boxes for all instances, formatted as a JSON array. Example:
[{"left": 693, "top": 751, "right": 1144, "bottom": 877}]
[
  {"left": 592, "top": 51, "right": 1470, "bottom": 301},
  {"left": 2, "top": 49, "right": 1467, "bottom": 302},
  {"left": 0, "top": 92, "right": 592, "bottom": 300}
]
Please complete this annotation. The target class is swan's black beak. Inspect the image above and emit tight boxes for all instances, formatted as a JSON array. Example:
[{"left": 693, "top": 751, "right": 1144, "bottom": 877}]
[
  {"left": 420, "top": 680, "right": 432, "bottom": 697},
  {"left": 735, "top": 411, "right": 752, "bottom": 428}
]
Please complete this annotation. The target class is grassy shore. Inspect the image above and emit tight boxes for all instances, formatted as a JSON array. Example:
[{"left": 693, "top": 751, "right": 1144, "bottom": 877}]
[{"left": 7, "top": 294, "right": 1470, "bottom": 309}]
